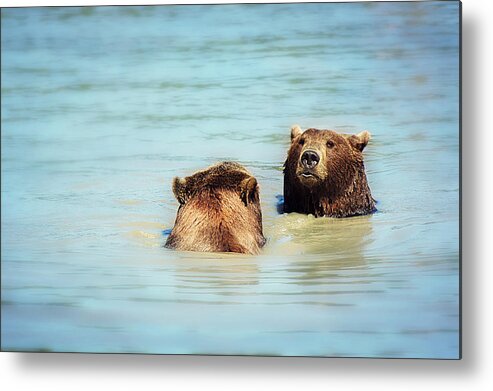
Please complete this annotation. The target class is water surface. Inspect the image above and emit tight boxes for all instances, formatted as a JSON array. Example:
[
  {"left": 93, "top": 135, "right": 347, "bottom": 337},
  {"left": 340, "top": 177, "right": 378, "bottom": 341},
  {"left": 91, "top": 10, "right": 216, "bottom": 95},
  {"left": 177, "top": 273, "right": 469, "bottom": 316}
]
[{"left": 1, "top": 2, "right": 459, "bottom": 358}]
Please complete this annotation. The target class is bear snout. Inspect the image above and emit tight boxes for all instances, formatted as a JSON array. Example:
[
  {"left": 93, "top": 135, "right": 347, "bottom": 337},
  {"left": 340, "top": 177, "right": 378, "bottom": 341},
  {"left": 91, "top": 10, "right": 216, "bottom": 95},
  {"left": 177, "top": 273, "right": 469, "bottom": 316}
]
[{"left": 300, "top": 150, "right": 320, "bottom": 169}]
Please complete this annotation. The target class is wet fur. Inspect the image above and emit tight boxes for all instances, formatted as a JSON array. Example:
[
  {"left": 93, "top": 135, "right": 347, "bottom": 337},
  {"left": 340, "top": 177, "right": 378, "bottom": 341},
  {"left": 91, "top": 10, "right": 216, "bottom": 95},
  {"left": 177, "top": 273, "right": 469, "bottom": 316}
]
[
  {"left": 165, "top": 162, "right": 265, "bottom": 254},
  {"left": 283, "top": 126, "right": 376, "bottom": 218}
]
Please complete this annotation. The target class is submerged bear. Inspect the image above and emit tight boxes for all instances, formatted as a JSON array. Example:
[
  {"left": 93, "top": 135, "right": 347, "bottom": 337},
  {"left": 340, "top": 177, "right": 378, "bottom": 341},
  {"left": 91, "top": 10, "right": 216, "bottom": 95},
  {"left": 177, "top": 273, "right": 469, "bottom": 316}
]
[
  {"left": 165, "top": 162, "right": 266, "bottom": 255},
  {"left": 283, "top": 125, "right": 376, "bottom": 218}
]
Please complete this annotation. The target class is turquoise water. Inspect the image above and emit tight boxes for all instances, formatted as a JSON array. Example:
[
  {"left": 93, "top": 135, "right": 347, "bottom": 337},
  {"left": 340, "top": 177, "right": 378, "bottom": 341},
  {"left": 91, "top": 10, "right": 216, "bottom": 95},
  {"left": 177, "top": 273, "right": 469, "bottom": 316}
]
[{"left": 1, "top": 2, "right": 459, "bottom": 358}]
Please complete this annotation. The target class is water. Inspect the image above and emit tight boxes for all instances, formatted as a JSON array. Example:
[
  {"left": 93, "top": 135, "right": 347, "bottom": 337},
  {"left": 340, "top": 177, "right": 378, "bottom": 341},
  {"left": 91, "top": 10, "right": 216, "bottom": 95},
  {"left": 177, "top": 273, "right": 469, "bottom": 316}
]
[{"left": 1, "top": 2, "right": 460, "bottom": 358}]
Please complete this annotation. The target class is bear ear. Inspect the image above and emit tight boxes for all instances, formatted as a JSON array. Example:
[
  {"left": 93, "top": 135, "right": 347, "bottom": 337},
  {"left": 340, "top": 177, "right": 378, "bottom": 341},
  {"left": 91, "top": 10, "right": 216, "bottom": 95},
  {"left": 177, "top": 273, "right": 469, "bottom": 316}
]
[
  {"left": 291, "top": 124, "right": 303, "bottom": 142},
  {"left": 239, "top": 176, "right": 258, "bottom": 206},
  {"left": 172, "top": 177, "right": 189, "bottom": 204},
  {"left": 349, "top": 130, "right": 371, "bottom": 152}
]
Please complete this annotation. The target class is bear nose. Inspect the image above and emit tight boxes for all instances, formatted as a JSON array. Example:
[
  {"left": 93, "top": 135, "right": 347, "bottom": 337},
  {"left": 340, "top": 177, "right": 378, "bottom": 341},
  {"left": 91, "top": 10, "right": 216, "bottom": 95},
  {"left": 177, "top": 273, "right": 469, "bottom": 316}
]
[{"left": 301, "top": 150, "right": 320, "bottom": 169}]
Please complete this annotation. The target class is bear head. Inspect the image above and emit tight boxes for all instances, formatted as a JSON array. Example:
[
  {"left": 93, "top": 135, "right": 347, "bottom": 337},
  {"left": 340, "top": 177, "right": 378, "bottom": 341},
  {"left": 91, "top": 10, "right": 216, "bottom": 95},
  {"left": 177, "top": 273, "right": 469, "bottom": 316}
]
[
  {"left": 172, "top": 161, "right": 260, "bottom": 207},
  {"left": 286, "top": 125, "right": 371, "bottom": 196},
  {"left": 166, "top": 161, "right": 265, "bottom": 254}
]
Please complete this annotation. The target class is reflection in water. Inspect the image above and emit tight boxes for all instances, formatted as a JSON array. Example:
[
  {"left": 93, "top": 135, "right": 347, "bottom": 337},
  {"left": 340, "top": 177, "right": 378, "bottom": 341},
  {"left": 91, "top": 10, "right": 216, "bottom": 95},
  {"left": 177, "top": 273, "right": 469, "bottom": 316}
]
[
  {"left": 1, "top": 3, "right": 459, "bottom": 358},
  {"left": 173, "top": 253, "right": 260, "bottom": 288},
  {"left": 266, "top": 212, "right": 374, "bottom": 276},
  {"left": 268, "top": 212, "right": 373, "bottom": 255}
]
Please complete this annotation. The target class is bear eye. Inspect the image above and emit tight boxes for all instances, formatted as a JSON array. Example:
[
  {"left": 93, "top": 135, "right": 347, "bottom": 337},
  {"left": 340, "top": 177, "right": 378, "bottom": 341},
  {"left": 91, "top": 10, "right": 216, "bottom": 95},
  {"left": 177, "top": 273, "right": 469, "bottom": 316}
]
[
  {"left": 298, "top": 138, "right": 305, "bottom": 146},
  {"left": 326, "top": 140, "right": 335, "bottom": 148}
]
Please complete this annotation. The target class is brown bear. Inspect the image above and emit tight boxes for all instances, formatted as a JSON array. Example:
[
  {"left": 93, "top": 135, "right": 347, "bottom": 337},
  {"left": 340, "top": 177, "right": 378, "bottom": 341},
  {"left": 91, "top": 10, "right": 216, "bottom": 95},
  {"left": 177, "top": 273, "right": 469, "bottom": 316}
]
[
  {"left": 165, "top": 161, "right": 266, "bottom": 255},
  {"left": 283, "top": 125, "right": 376, "bottom": 218}
]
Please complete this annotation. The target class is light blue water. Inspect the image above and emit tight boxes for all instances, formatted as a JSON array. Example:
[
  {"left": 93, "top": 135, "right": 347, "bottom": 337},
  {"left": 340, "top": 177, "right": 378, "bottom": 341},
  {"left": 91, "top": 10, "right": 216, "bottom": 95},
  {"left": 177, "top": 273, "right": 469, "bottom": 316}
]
[{"left": 1, "top": 2, "right": 459, "bottom": 358}]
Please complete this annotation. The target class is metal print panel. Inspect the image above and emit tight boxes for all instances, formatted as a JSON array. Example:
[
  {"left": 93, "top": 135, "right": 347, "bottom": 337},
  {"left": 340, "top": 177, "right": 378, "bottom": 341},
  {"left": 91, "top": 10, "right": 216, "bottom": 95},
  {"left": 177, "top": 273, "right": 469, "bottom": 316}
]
[{"left": 0, "top": 1, "right": 460, "bottom": 358}]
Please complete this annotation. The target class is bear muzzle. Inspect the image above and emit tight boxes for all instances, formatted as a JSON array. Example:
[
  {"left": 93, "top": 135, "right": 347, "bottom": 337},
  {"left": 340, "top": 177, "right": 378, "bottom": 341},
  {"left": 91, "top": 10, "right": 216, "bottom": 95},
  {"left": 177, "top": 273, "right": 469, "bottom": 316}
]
[
  {"left": 296, "top": 149, "right": 326, "bottom": 185},
  {"left": 300, "top": 150, "right": 320, "bottom": 169}
]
